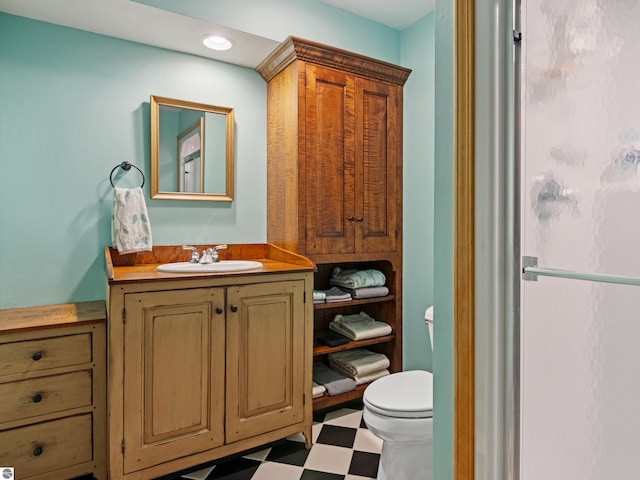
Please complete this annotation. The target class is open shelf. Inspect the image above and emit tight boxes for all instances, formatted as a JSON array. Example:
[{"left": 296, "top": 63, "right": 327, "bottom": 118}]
[
  {"left": 313, "top": 334, "right": 395, "bottom": 357},
  {"left": 312, "top": 383, "right": 370, "bottom": 410},
  {"left": 310, "top": 260, "right": 401, "bottom": 412},
  {"left": 313, "top": 295, "right": 395, "bottom": 310}
]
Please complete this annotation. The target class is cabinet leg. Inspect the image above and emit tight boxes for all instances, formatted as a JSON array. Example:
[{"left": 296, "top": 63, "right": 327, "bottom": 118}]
[{"left": 304, "top": 424, "right": 313, "bottom": 449}]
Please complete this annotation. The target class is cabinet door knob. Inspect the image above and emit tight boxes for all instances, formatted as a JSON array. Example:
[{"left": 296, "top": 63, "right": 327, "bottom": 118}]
[
  {"left": 32, "top": 352, "right": 42, "bottom": 361},
  {"left": 32, "top": 393, "right": 43, "bottom": 403},
  {"left": 230, "top": 305, "right": 238, "bottom": 313},
  {"left": 215, "top": 307, "right": 223, "bottom": 315},
  {"left": 357, "top": 217, "right": 364, "bottom": 222},
  {"left": 347, "top": 216, "right": 355, "bottom": 221},
  {"left": 33, "top": 445, "right": 43, "bottom": 456}
]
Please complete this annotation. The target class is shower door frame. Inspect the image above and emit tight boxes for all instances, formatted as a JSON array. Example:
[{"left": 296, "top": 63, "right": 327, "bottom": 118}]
[
  {"left": 452, "top": 1, "right": 476, "bottom": 479},
  {"left": 452, "top": 1, "right": 520, "bottom": 480}
]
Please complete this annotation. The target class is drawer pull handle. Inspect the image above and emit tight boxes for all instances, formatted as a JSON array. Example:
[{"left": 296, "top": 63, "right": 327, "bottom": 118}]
[
  {"left": 32, "top": 394, "right": 43, "bottom": 403},
  {"left": 33, "top": 445, "right": 43, "bottom": 456},
  {"left": 347, "top": 216, "right": 355, "bottom": 221},
  {"left": 216, "top": 307, "right": 223, "bottom": 315},
  {"left": 230, "top": 305, "right": 238, "bottom": 313},
  {"left": 357, "top": 217, "right": 364, "bottom": 222},
  {"left": 32, "top": 352, "right": 42, "bottom": 361}
]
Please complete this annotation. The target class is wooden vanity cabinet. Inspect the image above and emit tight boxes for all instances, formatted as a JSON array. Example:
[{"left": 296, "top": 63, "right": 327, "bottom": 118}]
[
  {"left": 105, "top": 244, "right": 314, "bottom": 480},
  {"left": 0, "top": 301, "right": 107, "bottom": 480},
  {"left": 258, "top": 37, "right": 409, "bottom": 410}
]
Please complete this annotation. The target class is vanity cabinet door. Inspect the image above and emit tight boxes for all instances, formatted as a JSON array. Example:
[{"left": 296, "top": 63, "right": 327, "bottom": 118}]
[
  {"left": 225, "top": 280, "right": 306, "bottom": 443},
  {"left": 304, "top": 64, "right": 356, "bottom": 256},
  {"left": 122, "top": 288, "right": 225, "bottom": 474}
]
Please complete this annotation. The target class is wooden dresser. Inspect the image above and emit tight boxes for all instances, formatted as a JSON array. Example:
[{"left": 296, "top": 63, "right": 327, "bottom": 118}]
[{"left": 0, "top": 301, "right": 106, "bottom": 480}]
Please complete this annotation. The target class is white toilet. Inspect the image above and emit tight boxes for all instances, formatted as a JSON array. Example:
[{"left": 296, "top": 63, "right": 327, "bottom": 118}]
[{"left": 362, "top": 307, "right": 434, "bottom": 480}]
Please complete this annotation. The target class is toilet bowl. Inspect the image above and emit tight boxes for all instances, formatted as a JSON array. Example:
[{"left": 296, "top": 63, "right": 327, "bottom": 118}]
[
  {"left": 362, "top": 307, "right": 434, "bottom": 480},
  {"left": 363, "top": 370, "right": 433, "bottom": 480}
]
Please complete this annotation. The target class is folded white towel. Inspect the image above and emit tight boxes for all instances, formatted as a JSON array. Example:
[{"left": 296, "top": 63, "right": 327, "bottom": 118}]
[
  {"left": 328, "top": 348, "right": 390, "bottom": 377},
  {"left": 324, "top": 287, "right": 352, "bottom": 302},
  {"left": 313, "top": 287, "right": 351, "bottom": 303},
  {"left": 339, "top": 286, "right": 390, "bottom": 299},
  {"left": 329, "top": 311, "right": 392, "bottom": 340},
  {"left": 330, "top": 267, "right": 386, "bottom": 288},
  {"left": 312, "top": 381, "right": 326, "bottom": 398},
  {"left": 328, "top": 364, "right": 390, "bottom": 385},
  {"left": 112, "top": 187, "right": 152, "bottom": 254},
  {"left": 351, "top": 368, "right": 390, "bottom": 385},
  {"left": 313, "top": 290, "right": 327, "bottom": 303}
]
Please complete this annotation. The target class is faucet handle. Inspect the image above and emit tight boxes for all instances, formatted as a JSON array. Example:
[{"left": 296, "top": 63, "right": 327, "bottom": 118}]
[
  {"left": 206, "top": 244, "right": 228, "bottom": 262},
  {"left": 182, "top": 245, "right": 200, "bottom": 263}
]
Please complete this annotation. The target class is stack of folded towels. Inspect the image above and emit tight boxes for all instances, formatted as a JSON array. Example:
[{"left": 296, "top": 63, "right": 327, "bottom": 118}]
[
  {"left": 330, "top": 267, "right": 390, "bottom": 299},
  {"left": 313, "top": 362, "right": 356, "bottom": 396},
  {"left": 328, "top": 348, "right": 390, "bottom": 385},
  {"left": 329, "top": 311, "right": 392, "bottom": 340},
  {"left": 313, "top": 287, "right": 352, "bottom": 304}
]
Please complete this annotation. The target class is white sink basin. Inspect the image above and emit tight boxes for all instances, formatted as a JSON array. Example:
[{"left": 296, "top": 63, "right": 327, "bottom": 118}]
[{"left": 157, "top": 260, "right": 263, "bottom": 273}]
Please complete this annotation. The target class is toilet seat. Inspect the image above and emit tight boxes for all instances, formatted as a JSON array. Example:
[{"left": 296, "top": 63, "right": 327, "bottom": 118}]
[{"left": 363, "top": 370, "right": 433, "bottom": 418}]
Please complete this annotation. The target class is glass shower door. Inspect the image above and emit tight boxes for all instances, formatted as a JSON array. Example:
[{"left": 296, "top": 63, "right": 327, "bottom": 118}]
[{"left": 519, "top": 1, "right": 640, "bottom": 478}]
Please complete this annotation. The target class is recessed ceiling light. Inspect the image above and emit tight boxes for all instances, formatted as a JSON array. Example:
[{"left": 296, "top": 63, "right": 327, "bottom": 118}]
[{"left": 202, "top": 35, "right": 233, "bottom": 51}]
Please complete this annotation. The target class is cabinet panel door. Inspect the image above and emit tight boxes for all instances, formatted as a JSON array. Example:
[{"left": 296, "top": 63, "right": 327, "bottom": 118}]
[
  {"left": 354, "top": 77, "right": 399, "bottom": 253},
  {"left": 226, "top": 280, "right": 305, "bottom": 443},
  {"left": 123, "top": 288, "right": 225, "bottom": 473},
  {"left": 304, "top": 64, "right": 356, "bottom": 255}
]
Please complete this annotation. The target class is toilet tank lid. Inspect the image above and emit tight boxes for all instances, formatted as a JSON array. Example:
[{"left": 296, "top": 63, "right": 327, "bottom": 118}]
[
  {"left": 425, "top": 305, "right": 434, "bottom": 322},
  {"left": 363, "top": 370, "right": 433, "bottom": 418}
]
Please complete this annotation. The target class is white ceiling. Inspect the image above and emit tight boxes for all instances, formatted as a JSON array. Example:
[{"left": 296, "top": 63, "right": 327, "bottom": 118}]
[{"left": 0, "top": 0, "right": 433, "bottom": 67}]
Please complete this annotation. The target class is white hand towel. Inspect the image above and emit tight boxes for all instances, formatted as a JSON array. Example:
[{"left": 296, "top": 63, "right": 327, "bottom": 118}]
[{"left": 112, "top": 186, "right": 153, "bottom": 254}]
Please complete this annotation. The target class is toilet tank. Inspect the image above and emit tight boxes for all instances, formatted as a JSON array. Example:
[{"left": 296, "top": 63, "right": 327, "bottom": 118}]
[{"left": 425, "top": 306, "right": 434, "bottom": 350}]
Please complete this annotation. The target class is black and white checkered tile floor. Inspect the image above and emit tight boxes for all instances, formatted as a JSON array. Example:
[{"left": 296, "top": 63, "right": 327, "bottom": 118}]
[{"left": 162, "top": 402, "right": 381, "bottom": 480}]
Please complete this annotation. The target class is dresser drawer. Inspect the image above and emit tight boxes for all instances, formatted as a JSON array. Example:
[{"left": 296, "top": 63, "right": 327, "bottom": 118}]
[
  {"left": 0, "top": 371, "right": 92, "bottom": 424},
  {"left": 0, "top": 333, "right": 92, "bottom": 377},
  {"left": 0, "top": 414, "right": 93, "bottom": 478}
]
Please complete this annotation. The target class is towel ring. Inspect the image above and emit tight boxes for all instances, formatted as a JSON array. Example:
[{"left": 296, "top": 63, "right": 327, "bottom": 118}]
[{"left": 110, "top": 162, "right": 145, "bottom": 188}]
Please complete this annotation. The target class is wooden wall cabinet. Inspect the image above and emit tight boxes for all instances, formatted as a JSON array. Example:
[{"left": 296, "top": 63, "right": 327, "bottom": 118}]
[
  {"left": 105, "top": 244, "right": 315, "bottom": 480},
  {"left": 257, "top": 37, "right": 410, "bottom": 410},
  {"left": 303, "top": 65, "right": 401, "bottom": 257},
  {"left": 0, "top": 302, "right": 107, "bottom": 480}
]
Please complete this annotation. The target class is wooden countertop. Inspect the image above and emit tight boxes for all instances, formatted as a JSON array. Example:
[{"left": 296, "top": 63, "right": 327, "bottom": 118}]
[
  {"left": 0, "top": 301, "right": 106, "bottom": 334},
  {"left": 105, "top": 243, "right": 316, "bottom": 285}
]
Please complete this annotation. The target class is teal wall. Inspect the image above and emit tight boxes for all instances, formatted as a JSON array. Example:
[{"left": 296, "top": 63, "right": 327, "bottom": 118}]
[
  {"left": 0, "top": 13, "right": 267, "bottom": 308},
  {"left": 401, "top": 13, "right": 435, "bottom": 372},
  {"left": 433, "top": 1, "right": 456, "bottom": 479}
]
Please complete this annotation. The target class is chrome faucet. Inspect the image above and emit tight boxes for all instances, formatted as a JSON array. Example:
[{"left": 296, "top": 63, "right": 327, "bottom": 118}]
[
  {"left": 200, "top": 244, "right": 228, "bottom": 264},
  {"left": 182, "top": 245, "right": 200, "bottom": 263}
]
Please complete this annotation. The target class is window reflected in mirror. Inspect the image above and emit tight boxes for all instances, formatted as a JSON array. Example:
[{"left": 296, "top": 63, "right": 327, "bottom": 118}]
[{"left": 151, "top": 95, "right": 234, "bottom": 201}]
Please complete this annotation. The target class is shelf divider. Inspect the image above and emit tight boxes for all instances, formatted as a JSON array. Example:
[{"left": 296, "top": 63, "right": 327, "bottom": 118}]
[{"left": 313, "top": 334, "right": 395, "bottom": 356}]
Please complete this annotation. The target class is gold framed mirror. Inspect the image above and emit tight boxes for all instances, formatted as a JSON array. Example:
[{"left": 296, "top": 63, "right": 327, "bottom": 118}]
[{"left": 150, "top": 95, "right": 234, "bottom": 201}]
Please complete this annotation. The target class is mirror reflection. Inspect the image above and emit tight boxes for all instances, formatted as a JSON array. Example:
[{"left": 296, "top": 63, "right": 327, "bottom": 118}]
[{"left": 151, "top": 95, "right": 234, "bottom": 201}]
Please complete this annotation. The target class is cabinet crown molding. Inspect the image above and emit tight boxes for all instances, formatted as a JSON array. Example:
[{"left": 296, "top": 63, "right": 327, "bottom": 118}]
[{"left": 256, "top": 36, "right": 412, "bottom": 85}]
